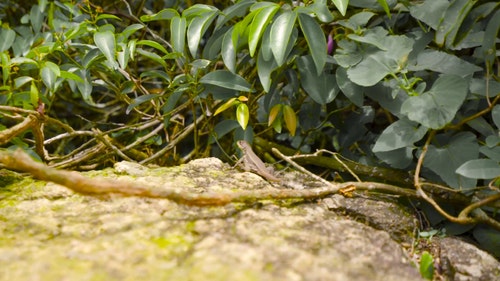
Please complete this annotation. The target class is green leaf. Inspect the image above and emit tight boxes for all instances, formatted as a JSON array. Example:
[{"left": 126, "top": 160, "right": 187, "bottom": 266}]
[
  {"left": 409, "top": 50, "right": 482, "bottom": 77},
  {"left": 200, "top": 70, "right": 253, "bottom": 92},
  {"left": 248, "top": 4, "right": 279, "bottom": 57},
  {"left": 94, "top": 30, "right": 118, "bottom": 69},
  {"left": 14, "top": 76, "right": 34, "bottom": 89},
  {"left": 40, "top": 63, "right": 60, "bottom": 92},
  {"left": 215, "top": 0, "right": 255, "bottom": 29},
  {"left": 257, "top": 45, "right": 278, "bottom": 92},
  {"left": 171, "top": 16, "right": 187, "bottom": 54},
  {"left": 480, "top": 9, "right": 500, "bottom": 67},
  {"left": 283, "top": 105, "right": 297, "bottom": 136},
  {"left": 187, "top": 10, "right": 219, "bottom": 57},
  {"left": 309, "top": 0, "right": 334, "bottom": 22},
  {"left": 236, "top": 103, "right": 249, "bottom": 130},
  {"left": 1, "top": 52, "right": 10, "bottom": 85},
  {"left": 297, "top": 55, "right": 338, "bottom": 104},
  {"left": 336, "top": 67, "right": 364, "bottom": 106},
  {"left": 456, "top": 159, "right": 500, "bottom": 179},
  {"left": 347, "top": 31, "right": 414, "bottom": 86},
  {"left": 140, "top": 9, "right": 179, "bottom": 22},
  {"left": 401, "top": 75, "right": 468, "bottom": 129},
  {"left": 119, "top": 24, "right": 144, "bottom": 41},
  {"left": 423, "top": 132, "right": 478, "bottom": 188},
  {"left": 30, "top": 81, "right": 39, "bottom": 107},
  {"left": 126, "top": 94, "right": 160, "bottom": 114},
  {"left": 0, "top": 28, "right": 16, "bottom": 52},
  {"left": 419, "top": 251, "right": 434, "bottom": 280},
  {"left": 409, "top": 0, "right": 449, "bottom": 30},
  {"left": 270, "top": 10, "right": 297, "bottom": 66},
  {"left": 373, "top": 119, "right": 427, "bottom": 152},
  {"left": 332, "top": 0, "right": 349, "bottom": 16},
  {"left": 136, "top": 39, "right": 169, "bottom": 55},
  {"left": 59, "top": 70, "right": 84, "bottom": 83},
  {"left": 30, "top": 4, "right": 43, "bottom": 33},
  {"left": 377, "top": 0, "right": 391, "bottom": 19},
  {"left": 221, "top": 27, "right": 237, "bottom": 73},
  {"left": 435, "top": 0, "right": 475, "bottom": 48},
  {"left": 298, "top": 13, "right": 327, "bottom": 75},
  {"left": 492, "top": 105, "right": 500, "bottom": 129},
  {"left": 214, "top": 97, "right": 238, "bottom": 116},
  {"left": 268, "top": 104, "right": 282, "bottom": 126},
  {"left": 136, "top": 48, "right": 168, "bottom": 69}
]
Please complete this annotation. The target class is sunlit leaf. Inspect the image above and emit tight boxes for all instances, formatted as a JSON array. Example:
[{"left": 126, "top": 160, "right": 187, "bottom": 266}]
[
  {"left": 30, "top": 81, "right": 39, "bottom": 108},
  {"left": 94, "top": 30, "right": 118, "bottom": 69},
  {"left": 171, "top": 16, "right": 187, "bottom": 54},
  {"left": 187, "top": 10, "right": 218, "bottom": 57},
  {"left": 236, "top": 103, "right": 249, "bottom": 130},
  {"left": 419, "top": 251, "right": 434, "bottom": 280},
  {"left": 136, "top": 39, "right": 169, "bottom": 55},
  {"left": 14, "top": 76, "right": 34, "bottom": 89},
  {"left": 270, "top": 10, "right": 297, "bottom": 66},
  {"left": 248, "top": 4, "right": 279, "bottom": 57},
  {"left": 214, "top": 97, "right": 238, "bottom": 116},
  {"left": 332, "top": 0, "right": 349, "bottom": 16},
  {"left": 140, "top": 9, "right": 179, "bottom": 22},
  {"left": 377, "top": 0, "right": 391, "bottom": 19}
]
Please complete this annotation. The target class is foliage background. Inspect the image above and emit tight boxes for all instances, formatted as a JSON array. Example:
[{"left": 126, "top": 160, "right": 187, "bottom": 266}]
[{"left": 0, "top": 0, "right": 499, "bottom": 258}]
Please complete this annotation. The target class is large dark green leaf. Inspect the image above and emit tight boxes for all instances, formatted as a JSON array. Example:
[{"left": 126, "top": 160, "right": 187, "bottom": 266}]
[
  {"left": 435, "top": 0, "right": 475, "bottom": 48},
  {"left": 257, "top": 46, "right": 278, "bottom": 92},
  {"left": 270, "top": 10, "right": 297, "bottom": 66},
  {"left": 248, "top": 4, "right": 279, "bottom": 57},
  {"left": 456, "top": 159, "right": 500, "bottom": 179},
  {"left": 372, "top": 119, "right": 427, "bottom": 152},
  {"left": 409, "top": 50, "right": 482, "bottom": 77},
  {"left": 298, "top": 13, "right": 327, "bottom": 75},
  {"left": 297, "top": 55, "right": 338, "bottom": 104},
  {"left": 200, "top": 70, "right": 253, "bottom": 92},
  {"left": 187, "top": 10, "right": 219, "bottom": 57},
  {"left": 423, "top": 132, "right": 478, "bottom": 188},
  {"left": 401, "top": 75, "right": 468, "bottom": 129},
  {"left": 347, "top": 29, "right": 414, "bottom": 86},
  {"left": 409, "top": 0, "right": 449, "bottom": 30},
  {"left": 171, "top": 16, "right": 186, "bottom": 54}
]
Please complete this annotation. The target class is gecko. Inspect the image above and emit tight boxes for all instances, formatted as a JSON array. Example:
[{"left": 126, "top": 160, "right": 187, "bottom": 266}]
[{"left": 236, "top": 140, "right": 281, "bottom": 182}]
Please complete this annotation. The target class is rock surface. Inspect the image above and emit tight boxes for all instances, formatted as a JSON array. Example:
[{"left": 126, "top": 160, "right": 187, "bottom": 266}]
[{"left": 0, "top": 158, "right": 498, "bottom": 280}]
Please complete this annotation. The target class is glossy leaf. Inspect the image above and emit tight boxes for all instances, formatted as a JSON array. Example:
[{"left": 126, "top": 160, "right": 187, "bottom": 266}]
[
  {"left": 456, "top": 159, "right": 500, "bottom": 179},
  {"left": 221, "top": 27, "right": 237, "bottom": 73},
  {"left": 401, "top": 75, "right": 468, "bottom": 129},
  {"left": 14, "top": 76, "right": 34, "bottom": 89},
  {"left": 0, "top": 28, "right": 16, "bottom": 52},
  {"left": 423, "top": 132, "right": 478, "bottom": 188},
  {"left": 136, "top": 40, "right": 169, "bottom": 55},
  {"left": 200, "top": 70, "right": 253, "bottom": 92},
  {"left": 283, "top": 105, "right": 297, "bottom": 136},
  {"left": 298, "top": 13, "right": 327, "bottom": 75},
  {"left": 30, "top": 81, "right": 39, "bottom": 108},
  {"left": 40, "top": 62, "right": 60, "bottom": 92},
  {"left": 187, "top": 10, "right": 219, "bottom": 57},
  {"left": 1, "top": 52, "right": 10, "bottom": 85},
  {"left": 248, "top": 4, "right": 279, "bottom": 57},
  {"left": 332, "top": 0, "right": 349, "bottom": 16},
  {"left": 236, "top": 103, "right": 249, "bottom": 130},
  {"left": 214, "top": 97, "right": 238, "bottom": 116},
  {"left": 171, "top": 16, "right": 186, "bottom": 54},
  {"left": 94, "top": 30, "right": 118, "bottom": 69},
  {"left": 140, "top": 9, "right": 179, "bottom": 22},
  {"left": 136, "top": 48, "right": 168, "bottom": 69},
  {"left": 270, "top": 10, "right": 297, "bottom": 66},
  {"left": 373, "top": 119, "right": 427, "bottom": 152},
  {"left": 215, "top": 0, "right": 254, "bottom": 29},
  {"left": 257, "top": 43, "right": 278, "bottom": 92},
  {"left": 297, "top": 55, "right": 338, "bottom": 104}
]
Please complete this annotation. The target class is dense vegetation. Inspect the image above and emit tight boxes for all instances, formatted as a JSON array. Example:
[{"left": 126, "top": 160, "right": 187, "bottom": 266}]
[{"left": 0, "top": 0, "right": 499, "bottom": 262}]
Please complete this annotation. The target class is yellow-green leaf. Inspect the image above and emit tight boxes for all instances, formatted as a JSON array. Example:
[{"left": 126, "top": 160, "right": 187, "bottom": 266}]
[
  {"left": 268, "top": 104, "right": 282, "bottom": 126},
  {"left": 283, "top": 105, "right": 297, "bottom": 136},
  {"left": 236, "top": 103, "right": 249, "bottom": 130},
  {"left": 214, "top": 97, "right": 238, "bottom": 116}
]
